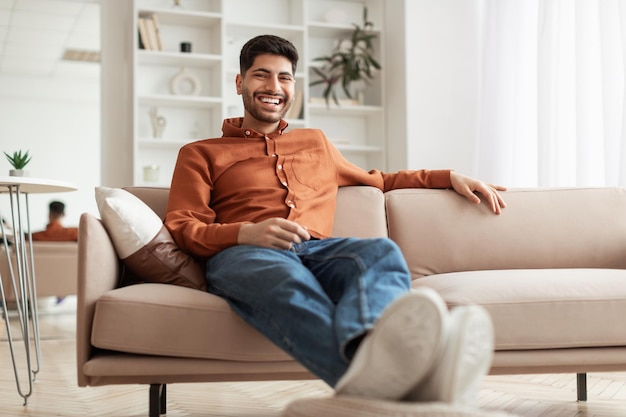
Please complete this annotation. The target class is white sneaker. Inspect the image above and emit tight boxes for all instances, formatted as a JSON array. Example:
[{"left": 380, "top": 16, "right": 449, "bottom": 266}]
[
  {"left": 334, "top": 288, "right": 448, "bottom": 400},
  {"left": 405, "top": 305, "right": 494, "bottom": 405}
]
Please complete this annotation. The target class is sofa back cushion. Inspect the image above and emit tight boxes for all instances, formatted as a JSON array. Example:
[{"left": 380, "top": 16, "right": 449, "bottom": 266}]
[
  {"left": 386, "top": 187, "right": 626, "bottom": 278},
  {"left": 0, "top": 242, "right": 77, "bottom": 301},
  {"left": 124, "top": 185, "right": 388, "bottom": 239},
  {"left": 124, "top": 187, "right": 169, "bottom": 219},
  {"left": 332, "top": 186, "right": 388, "bottom": 238}
]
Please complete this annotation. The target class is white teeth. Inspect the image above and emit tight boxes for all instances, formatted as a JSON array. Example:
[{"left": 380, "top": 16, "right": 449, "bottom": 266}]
[{"left": 261, "top": 97, "right": 280, "bottom": 104}]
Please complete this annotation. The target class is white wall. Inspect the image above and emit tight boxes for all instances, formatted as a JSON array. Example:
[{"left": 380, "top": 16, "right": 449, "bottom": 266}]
[
  {"left": 386, "top": 0, "right": 483, "bottom": 175},
  {"left": 0, "top": 75, "right": 101, "bottom": 231}
]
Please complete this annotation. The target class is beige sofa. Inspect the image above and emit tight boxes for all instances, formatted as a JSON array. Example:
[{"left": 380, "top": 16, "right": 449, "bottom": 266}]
[
  {"left": 1, "top": 241, "right": 77, "bottom": 302},
  {"left": 77, "top": 186, "right": 626, "bottom": 417}
]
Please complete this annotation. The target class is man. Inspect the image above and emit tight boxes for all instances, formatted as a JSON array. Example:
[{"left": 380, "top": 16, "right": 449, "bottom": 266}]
[
  {"left": 32, "top": 201, "right": 78, "bottom": 241},
  {"left": 165, "top": 35, "right": 506, "bottom": 405}
]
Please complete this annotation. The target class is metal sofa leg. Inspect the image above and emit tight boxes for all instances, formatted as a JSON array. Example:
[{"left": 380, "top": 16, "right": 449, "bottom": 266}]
[
  {"left": 149, "top": 383, "right": 167, "bottom": 416},
  {"left": 577, "top": 373, "right": 587, "bottom": 402}
]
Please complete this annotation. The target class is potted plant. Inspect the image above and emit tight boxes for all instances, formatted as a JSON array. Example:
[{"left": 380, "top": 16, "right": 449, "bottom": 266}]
[
  {"left": 4, "top": 149, "right": 32, "bottom": 176},
  {"left": 309, "top": 7, "right": 382, "bottom": 106}
]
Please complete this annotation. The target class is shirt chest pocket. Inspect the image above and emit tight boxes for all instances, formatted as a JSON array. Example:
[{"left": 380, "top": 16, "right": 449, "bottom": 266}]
[{"left": 285, "top": 153, "right": 334, "bottom": 190}]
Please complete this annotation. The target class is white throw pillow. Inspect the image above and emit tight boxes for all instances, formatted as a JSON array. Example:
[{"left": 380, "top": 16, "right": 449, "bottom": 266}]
[
  {"left": 94, "top": 186, "right": 206, "bottom": 290},
  {"left": 95, "top": 187, "right": 162, "bottom": 258}
]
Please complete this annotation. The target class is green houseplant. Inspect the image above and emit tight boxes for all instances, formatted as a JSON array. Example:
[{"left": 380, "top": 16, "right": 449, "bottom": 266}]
[
  {"left": 4, "top": 149, "right": 32, "bottom": 176},
  {"left": 309, "top": 7, "right": 381, "bottom": 106}
]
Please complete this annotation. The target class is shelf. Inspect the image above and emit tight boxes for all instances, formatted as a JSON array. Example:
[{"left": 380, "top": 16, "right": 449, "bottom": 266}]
[
  {"left": 308, "top": 22, "right": 382, "bottom": 38},
  {"left": 138, "top": 94, "right": 222, "bottom": 109},
  {"left": 138, "top": 50, "right": 221, "bottom": 68},
  {"left": 308, "top": 102, "right": 383, "bottom": 116},
  {"left": 226, "top": 22, "right": 304, "bottom": 37},
  {"left": 138, "top": 8, "right": 222, "bottom": 27}
]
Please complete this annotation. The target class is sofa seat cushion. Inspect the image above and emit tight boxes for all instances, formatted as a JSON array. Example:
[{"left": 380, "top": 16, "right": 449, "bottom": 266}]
[
  {"left": 412, "top": 268, "right": 626, "bottom": 351},
  {"left": 91, "top": 283, "right": 291, "bottom": 361}
]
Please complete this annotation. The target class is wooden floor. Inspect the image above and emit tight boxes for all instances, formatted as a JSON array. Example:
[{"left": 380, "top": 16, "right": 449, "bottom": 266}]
[{"left": 1, "top": 297, "right": 625, "bottom": 417}]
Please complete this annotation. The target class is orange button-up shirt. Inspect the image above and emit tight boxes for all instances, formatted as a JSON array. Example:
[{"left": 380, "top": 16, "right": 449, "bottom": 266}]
[{"left": 164, "top": 118, "right": 452, "bottom": 258}]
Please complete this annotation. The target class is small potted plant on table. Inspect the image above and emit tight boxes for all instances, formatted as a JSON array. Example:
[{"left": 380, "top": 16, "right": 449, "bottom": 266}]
[{"left": 4, "top": 150, "right": 32, "bottom": 176}]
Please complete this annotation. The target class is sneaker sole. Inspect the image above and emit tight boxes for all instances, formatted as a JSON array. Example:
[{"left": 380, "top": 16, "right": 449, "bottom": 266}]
[
  {"left": 409, "top": 305, "right": 494, "bottom": 404},
  {"left": 335, "top": 288, "right": 447, "bottom": 400}
]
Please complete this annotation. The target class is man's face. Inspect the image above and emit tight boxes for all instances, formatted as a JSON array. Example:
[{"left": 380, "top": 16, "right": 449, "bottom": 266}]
[{"left": 237, "top": 54, "right": 295, "bottom": 125}]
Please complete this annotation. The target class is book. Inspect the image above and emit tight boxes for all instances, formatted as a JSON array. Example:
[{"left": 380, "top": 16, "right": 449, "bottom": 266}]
[
  {"left": 151, "top": 14, "right": 164, "bottom": 51},
  {"left": 286, "top": 90, "right": 303, "bottom": 119},
  {"left": 144, "top": 17, "right": 159, "bottom": 52},
  {"left": 137, "top": 29, "right": 145, "bottom": 50},
  {"left": 137, "top": 17, "right": 152, "bottom": 50}
]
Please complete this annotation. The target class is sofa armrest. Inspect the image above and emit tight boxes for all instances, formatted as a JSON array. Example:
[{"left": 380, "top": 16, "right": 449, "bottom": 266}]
[
  {"left": 76, "top": 212, "right": 120, "bottom": 387},
  {"left": 386, "top": 187, "right": 626, "bottom": 277}
]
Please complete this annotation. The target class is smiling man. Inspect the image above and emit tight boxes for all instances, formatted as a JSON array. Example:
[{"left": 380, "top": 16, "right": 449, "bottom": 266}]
[
  {"left": 165, "top": 35, "right": 506, "bottom": 407},
  {"left": 237, "top": 52, "right": 294, "bottom": 128}
]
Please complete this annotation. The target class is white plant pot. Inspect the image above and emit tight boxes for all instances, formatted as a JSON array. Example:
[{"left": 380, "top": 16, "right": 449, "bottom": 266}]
[{"left": 9, "top": 169, "right": 28, "bottom": 177}]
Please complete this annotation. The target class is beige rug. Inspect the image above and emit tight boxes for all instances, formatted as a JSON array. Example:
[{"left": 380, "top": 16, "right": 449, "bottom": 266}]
[{"left": 283, "top": 396, "right": 519, "bottom": 417}]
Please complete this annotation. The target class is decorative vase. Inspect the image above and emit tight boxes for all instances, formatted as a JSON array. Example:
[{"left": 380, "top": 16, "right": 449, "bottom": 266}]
[
  {"left": 9, "top": 169, "right": 27, "bottom": 177},
  {"left": 169, "top": 67, "right": 201, "bottom": 96},
  {"left": 149, "top": 107, "right": 167, "bottom": 139}
]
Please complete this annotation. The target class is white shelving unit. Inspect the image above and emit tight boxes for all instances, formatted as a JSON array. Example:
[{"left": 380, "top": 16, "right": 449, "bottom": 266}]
[{"left": 124, "top": 0, "right": 385, "bottom": 187}]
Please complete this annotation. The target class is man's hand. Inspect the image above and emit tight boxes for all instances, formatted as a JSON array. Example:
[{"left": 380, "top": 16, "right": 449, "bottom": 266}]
[
  {"left": 450, "top": 171, "right": 507, "bottom": 214},
  {"left": 238, "top": 218, "right": 311, "bottom": 250}
]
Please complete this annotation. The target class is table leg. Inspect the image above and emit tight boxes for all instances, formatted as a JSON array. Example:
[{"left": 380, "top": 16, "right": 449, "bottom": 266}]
[
  {"left": 0, "top": 185, "right": 42, "bottom": 405},
  {"left": 23, "top": 193, "right": 42, "bottom": 378}
]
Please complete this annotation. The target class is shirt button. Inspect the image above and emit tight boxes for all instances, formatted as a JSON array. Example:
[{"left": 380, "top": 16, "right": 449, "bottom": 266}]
[
  {"left": 277, "top": 164, "right": 283, "bottom": 170},
  {"left": 245, "top": 130, "right": 251, "bottom": 136}
]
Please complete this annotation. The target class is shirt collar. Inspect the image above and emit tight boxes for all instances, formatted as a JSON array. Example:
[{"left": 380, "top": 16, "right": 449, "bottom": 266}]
[{"left": 222, "top": 117, "right": 288, "bottom": 138}]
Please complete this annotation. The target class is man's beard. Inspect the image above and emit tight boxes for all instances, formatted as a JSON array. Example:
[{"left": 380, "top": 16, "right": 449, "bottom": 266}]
[{"left": 241, "top": 85, "right": 291, "bottom": 123}]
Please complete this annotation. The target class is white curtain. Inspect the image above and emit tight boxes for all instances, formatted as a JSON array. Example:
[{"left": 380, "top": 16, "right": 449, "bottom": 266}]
[{"left": 476, "top": 0, "right": 626, "bottom": 187}]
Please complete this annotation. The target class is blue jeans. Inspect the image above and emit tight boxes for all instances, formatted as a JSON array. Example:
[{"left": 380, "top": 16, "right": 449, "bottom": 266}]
[{"left": 205, "top": 237, "right": 412, "bottom": 387}]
